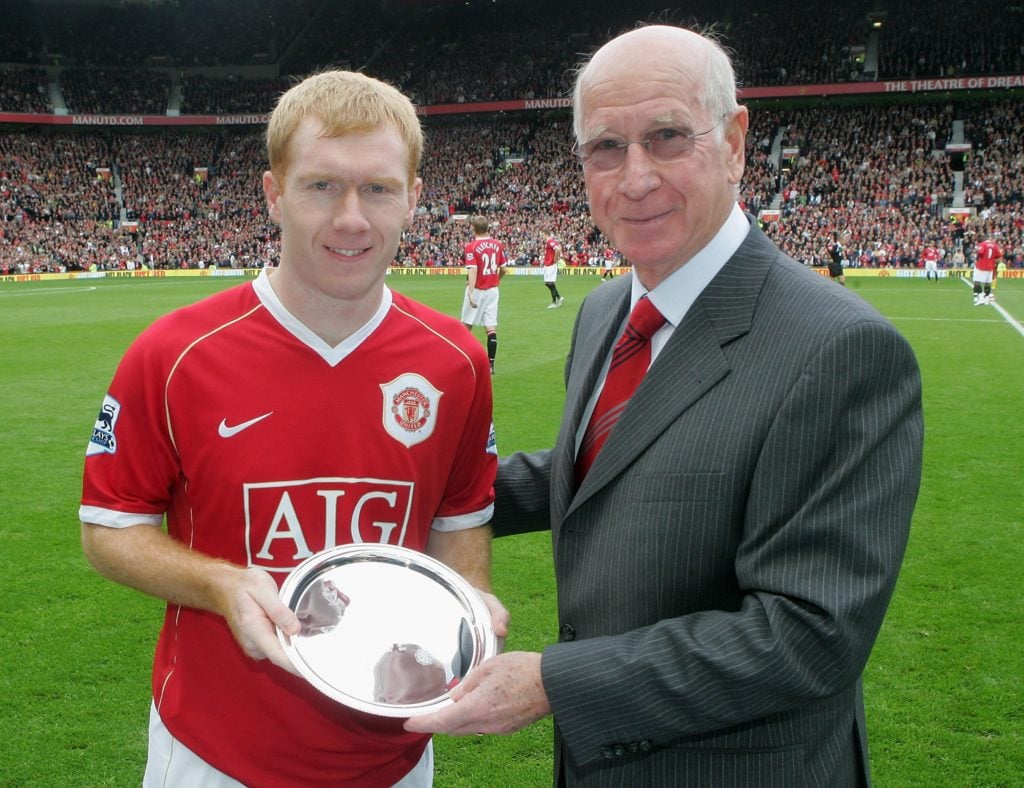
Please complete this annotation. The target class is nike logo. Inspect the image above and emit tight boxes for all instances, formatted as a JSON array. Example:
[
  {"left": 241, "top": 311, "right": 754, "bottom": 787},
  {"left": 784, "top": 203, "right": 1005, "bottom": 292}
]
[{"left": 218, "top": 412, "right": 273, "bottom": 438}]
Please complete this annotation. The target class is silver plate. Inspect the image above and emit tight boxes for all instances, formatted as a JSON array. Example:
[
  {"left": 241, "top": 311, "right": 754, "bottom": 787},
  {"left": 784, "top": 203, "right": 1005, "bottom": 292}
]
[{"left": 277, "top": 544, "right": 496, "bottom": 717}]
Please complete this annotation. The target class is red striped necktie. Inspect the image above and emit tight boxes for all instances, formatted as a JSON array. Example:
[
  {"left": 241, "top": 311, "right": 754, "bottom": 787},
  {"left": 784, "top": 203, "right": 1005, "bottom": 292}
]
[{"left": 575, "top": 296, "right": 666, "bottom": 484}]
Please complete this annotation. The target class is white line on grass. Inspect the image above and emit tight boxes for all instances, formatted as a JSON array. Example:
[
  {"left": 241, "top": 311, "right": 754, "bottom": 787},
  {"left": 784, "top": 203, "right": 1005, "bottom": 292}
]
[
  {"left": 0, "top": 279, "right": 234, "bottom": 298},
  {"left": 958, "top": 276, "right": 1024, "bottom": 338},
  {"left": 991, "top": 301, "right": 1024, "bottom": 338},
  {"left": 91, "top": 280, "right": 231, "bottom": 291},
  {"left": 891, "top": 316, "right": 1005, "bottom": 322},
  {"left": 0, "top": 285, "right": 97, "bottom": 297}
]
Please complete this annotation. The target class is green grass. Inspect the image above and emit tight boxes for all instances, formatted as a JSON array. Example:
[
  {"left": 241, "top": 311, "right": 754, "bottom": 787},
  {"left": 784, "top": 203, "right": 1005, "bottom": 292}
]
[{"left": 0, "top": 272, "right": 1021, "bottom": 785}]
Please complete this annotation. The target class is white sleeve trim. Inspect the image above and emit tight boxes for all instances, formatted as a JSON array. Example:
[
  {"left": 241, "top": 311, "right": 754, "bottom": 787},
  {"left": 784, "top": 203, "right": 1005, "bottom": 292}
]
[
  {"left": 79, "top": 505, "right": 164, "bottom": 528},
  {"left": 430, "top": 503, "right": 494, "bottom": 532}
]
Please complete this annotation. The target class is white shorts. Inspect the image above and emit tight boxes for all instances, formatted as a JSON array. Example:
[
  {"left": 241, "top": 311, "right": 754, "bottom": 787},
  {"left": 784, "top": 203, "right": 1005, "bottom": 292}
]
[
  {"left": 542, "top": 265, "right": 558, "bottom": 284},
  {"left": 144, "top": 701, "right": 433, "bottom": 787},
  {"left": 972, "top": 269, "right": 993, "bottom": 285},
  {"left": 925, "top": 260, "right": 937, "bottom": 271},
  {"left": 461, "top": 287, "right": 500, "bottom": 326}
]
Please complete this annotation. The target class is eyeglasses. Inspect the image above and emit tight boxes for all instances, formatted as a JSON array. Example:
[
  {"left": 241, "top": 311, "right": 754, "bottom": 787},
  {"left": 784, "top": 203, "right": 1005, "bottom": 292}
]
[{"left": 573, "top": 119, "right": 726, "bottom": 171}]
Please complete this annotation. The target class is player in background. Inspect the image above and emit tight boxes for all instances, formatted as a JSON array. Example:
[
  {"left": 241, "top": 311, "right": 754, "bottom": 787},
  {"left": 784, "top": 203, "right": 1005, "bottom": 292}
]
[
  {"left": 541, "top": 232, "right": 564, "bottom": 308},
  {"left": 921, "top": 240, "right": 942, "bottom": 282},
  {"left": 80, "top": 70, "right": 507, "bottom": 787},
  {"left": 827, "top": 232, "right": 846, "bottom": 285},
  {"left": 460, "top": 215, "right": 507, "bottom": 373},
  {"left": 973, "top": 234, "right": 1003, "bottom": 305},
  {"left": 601, "top": 246, "right": 617, "bottom": 280}
]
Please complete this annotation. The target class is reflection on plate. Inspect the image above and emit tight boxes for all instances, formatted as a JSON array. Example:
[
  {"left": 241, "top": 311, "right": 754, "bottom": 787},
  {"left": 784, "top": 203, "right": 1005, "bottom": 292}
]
[{"left": 277, "top": 544, "right": 496, "bottom": 717}]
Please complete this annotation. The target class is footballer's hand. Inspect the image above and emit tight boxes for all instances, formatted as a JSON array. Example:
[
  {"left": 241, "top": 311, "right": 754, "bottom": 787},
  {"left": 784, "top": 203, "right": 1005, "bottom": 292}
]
[
  {"left": 223, "top": 566, "right": 300, "bottom": 674},
  {"left": 403, "top": 651, "right": 549, "bottom": 736},
  {"left": 474, "top": 588, "right": 510, "bottom": 651}
]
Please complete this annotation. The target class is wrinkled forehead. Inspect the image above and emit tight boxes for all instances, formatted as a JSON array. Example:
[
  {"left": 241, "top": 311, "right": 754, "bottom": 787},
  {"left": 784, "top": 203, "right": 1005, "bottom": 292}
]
[
  {"left": 578, "top": 29, "right": 709, "bottom": 130},
  {"left": 579, "top": 72, "right": 707, "bottom": 138}
]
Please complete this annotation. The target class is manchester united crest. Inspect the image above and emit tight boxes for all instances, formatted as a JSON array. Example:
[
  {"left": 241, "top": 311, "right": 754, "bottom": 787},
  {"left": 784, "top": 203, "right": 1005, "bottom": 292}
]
[{"left": 380, "top": 373, "right": 443, "bottom": 448}]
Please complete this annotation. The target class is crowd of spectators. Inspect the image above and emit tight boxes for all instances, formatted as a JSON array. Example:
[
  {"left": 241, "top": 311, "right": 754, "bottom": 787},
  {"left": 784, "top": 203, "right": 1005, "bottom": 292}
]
[
  {"left": 2, "top": 1, "right": 1023, "bottom": 276},
  {"left": 876, "top": 0, "right": 1024, "bottom": 80},
  {"left": 962, "top": 99, "right": 1024, "bottom": 209},
  {"left": 0, "top": 127, "right": 279, "bottom": 273},
  {"left": 0, "top": 130, "right": 119, "bottom": 221},
  {"left": 0, "top": 67, "right": 49, "bottom": 113},
  {"left": 763, "top": 98, "right": 1024, "bottom": 269},
  {"left": 3, "top": 94, "right": 1022, "bottom": 277},
  {"left": 59, "top": 68, "right": 172, "bottom": 116},
  {"left": 726, "top": 1, "right": 869, "bottom": 87},
  {"left": 2, "top": 0, "right": 312, "bottom": 70},
  {"left": 2, "top": 0, "right": 1023, "bottom": 114},
  {"left": 768, "top": 102, "right": 958, "bottom": 265},
  {"left": 179, "top": 75, "right": 291, "bottom": 116}
]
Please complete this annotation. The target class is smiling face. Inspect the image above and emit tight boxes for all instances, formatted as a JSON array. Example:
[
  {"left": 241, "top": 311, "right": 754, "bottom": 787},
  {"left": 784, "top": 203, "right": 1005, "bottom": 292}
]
[
  {"left": 576, "top": 26, "right": 748, "bottom": 289},
  {"left": 262, "top": 117, "right": 421, "bottom": 323}
]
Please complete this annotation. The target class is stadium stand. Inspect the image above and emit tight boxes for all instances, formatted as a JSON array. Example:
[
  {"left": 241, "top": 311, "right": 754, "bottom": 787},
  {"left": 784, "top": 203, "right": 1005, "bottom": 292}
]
[{"left": 2, "top": 0, "right": 1022, "bottom": 275}]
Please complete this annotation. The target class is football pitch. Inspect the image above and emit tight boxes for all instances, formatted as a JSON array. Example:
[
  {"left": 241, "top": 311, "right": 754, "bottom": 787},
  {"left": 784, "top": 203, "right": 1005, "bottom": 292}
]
[{"left": 0, "top": 272, "right": 1021, "bottom": 785}]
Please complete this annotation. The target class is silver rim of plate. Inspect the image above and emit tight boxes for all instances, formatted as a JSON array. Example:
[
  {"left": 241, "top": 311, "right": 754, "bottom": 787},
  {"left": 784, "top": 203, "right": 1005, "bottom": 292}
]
[{"left": 277, "top": 543, "right": 496, "bottom": 717}]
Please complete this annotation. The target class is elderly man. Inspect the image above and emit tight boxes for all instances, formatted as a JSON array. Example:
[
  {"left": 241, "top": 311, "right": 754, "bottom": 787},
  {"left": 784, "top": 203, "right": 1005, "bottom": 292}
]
[{"left": 408, "top": 24, "right": 923, "bottom": 787}]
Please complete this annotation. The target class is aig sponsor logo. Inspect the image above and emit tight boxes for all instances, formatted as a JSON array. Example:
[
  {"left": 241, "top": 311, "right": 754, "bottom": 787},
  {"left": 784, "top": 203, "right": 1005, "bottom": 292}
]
[{"left": 244, "top": 477, "right": 414, "bottom": 574}]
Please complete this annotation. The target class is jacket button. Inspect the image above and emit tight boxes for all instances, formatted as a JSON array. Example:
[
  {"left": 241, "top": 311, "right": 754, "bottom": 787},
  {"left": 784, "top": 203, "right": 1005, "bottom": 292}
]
[
  {"left": 558, "top": 624, "right": 576, "bottom": 642},
  {"left": 638, "top": 739, "right": 653, "bottom": 752},
  {"left": 600, "top": 746, "right": 614, "bottom": 759}
]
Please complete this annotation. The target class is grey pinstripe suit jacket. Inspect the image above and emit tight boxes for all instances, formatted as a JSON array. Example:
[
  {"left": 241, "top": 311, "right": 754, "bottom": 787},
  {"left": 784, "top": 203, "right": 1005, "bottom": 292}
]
[{"left": 492, "top": 222, "right": 923, "bottom": 787}]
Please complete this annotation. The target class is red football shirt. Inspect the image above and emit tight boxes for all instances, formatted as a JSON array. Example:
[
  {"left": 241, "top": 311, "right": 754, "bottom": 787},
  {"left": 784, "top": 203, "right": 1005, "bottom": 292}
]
[
  {"left": 975, "top": 240, "right": 1003, "bottom": 272},
  {"left": 81, "top": 271, "right": 496, "bottom": 786},
  {"left": 463, "top": 236, "right": 506, "bottom": 289},
  {"left": 543, "top": 236, "right": 560, "bottom": 267}
]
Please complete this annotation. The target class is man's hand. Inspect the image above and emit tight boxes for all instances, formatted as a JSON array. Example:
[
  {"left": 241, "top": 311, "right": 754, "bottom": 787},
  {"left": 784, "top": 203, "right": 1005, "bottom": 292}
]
[
  {"left": 475, "top": 588, "right": 510, "bottom": 648},
  {"left": 81, "top": 522, "right": 301, "bottom": 674},
  {"left": 221, "top": 566, "right": 301, "bottom": 674},
  {"left": 403, "top": 651, "right": 549, "bottom": 736}
]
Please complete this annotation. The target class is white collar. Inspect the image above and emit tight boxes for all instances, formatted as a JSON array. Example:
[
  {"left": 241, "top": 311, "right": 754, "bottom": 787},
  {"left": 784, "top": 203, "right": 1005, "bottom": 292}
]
[
  {"left": 252, "top": 268, "right": 393, "bottom": 366},
  {"left": 631, "top": 203, "right": 750, "bottom": 326}
]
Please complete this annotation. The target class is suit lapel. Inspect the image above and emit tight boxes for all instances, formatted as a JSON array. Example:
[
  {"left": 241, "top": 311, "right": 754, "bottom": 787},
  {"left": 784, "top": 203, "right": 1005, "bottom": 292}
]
[
  {"left": 563, "top": 224, "right": 778, "bottom": 517},
  {"left": 551, "top": 280, "right": 630, "bottom": 519},
  {"left": 568, "top": 305, "right": 729, "bottom": 510},
  {"left": 565, "top": 292, "right": 629, "bottom": 441}
]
